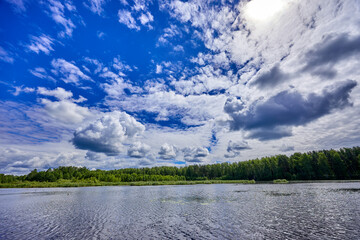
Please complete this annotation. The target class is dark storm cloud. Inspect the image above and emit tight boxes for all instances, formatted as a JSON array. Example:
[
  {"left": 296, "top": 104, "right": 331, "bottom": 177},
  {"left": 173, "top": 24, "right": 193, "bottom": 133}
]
[
  {"left": 226, "top": 80, "right": 357, "bottom": 140},
  {"left": 251, "top": 64, "right": 289, "bottom": 88},
  {"left": 72, "top": 135, "right": 121, "bottom": 156},
  {"left": 247, "top": 127, "right": 293, "bottom": 141},
  {"left": 303, "top": 34, "right": 360, "bottom": 77}
]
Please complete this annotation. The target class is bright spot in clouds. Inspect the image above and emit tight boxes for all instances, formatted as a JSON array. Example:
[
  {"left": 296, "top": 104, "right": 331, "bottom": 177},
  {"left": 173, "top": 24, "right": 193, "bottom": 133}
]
[{"left": 245, "top": 0, "right": 287, "bottom": 22}]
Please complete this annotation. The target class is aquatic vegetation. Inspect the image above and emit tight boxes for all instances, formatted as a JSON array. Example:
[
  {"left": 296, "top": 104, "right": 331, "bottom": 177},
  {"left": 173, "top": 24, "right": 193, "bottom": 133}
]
[{"left": 273, "top": 179, "right": 289, "bottom": 184}]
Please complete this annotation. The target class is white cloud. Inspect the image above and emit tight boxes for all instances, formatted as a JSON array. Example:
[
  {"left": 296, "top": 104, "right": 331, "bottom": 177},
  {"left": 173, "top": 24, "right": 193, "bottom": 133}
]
[
  {"left": 72, "top": 111, "right": 145, "bottom": 155},
  {"left": 26, "top": 34, "right": 54, "bottom": 55},
  {"left": 128, "top": 141, "right": 151, "bottom": 158},
  {"left": 173, "top": 45, "right": 184, "bottom": 52},
  {"left": 73, "top": 95, "right": 87, "bottom": 103},
  {"left": 11, "top": 86, "right": 35, "bottom": 96},
  {"left": 155, "top": 64, "right": 162, "bottom": 74},
  {"left": 84, "top": 57, "right": 104, "bottom": 74},
  {"left": 118, "top": 0, "right": 154, "bottom": 30},
  {"left": 37, "top": 87, "right": 73, "bottom": 100},
  {"left": 106, "top": 90, "right": 227, "bottom": 126},
  {"left": 182, "top": 146, "right": 209, "bottom": 163},
  {"left": 158, "top": 143, "right": 177, "bottom": 159},
  {"left": 112, "top": 56, "right": 132, "bottom": 72},
  {"left": 171, "top": 65, "right": 233, "bottom": 95},
  {"left": 101, "top": 70, "right": 142, "bottom": 96},
  {"left": 86, "top": 0, "right": 106, "bottom": 15},
  {"left": 132, "top": 0, "right": 147, "bottom": 12},
  {"left": 0, "top": 46, "right": 14, "bottom": 63},
  {"left": 138, "top": 11, "right": 154, "bottom": 26},
  {"left": 4, "top": 0, "right": 26, "bottom": 12},
  {"left": 97, "top": 31, "right": 105, "bottom": 39},
  {"left": 46, "top": 0, "right": 76, "bottom": 37},
  {"left": 157, "top": 24, "right": 182, "bottom": 46},
  {"left": 29, "top": 67, "right": 47, "bottom": 78},
  {"left": 40, "top": 98, "right": 92, "bottom": 124},
  {"left": 118, "top": 9, "right": 140, "bottom": 30},
  {"left": 51, "top": 58, "right": 92, "bottom": 84}
]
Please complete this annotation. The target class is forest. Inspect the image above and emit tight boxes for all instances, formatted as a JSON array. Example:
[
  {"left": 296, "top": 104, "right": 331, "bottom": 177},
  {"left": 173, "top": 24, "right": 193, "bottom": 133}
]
[{"left": 1, "top": 147, "right": 360, "bottom": 185}]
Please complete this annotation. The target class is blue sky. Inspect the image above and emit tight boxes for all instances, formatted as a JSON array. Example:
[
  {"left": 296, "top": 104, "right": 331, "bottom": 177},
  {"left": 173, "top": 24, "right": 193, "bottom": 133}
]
[{"left": 1, "top": 0, "right": 360, "bottom": 174}]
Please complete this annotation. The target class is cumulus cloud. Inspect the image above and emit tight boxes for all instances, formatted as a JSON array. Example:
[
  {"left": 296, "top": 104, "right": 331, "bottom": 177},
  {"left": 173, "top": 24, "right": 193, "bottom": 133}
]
[
  {"left": 183, "top": 147, "right": 209, "bottom": 162},
  {"left": 41, "top": 99, "right": 92, "bottom": 124},
  {"left": 224, "top": 140, "right": 251, "bottom": 158},
  {"left": 226, "top": 80, "right": 357, "bottom": 140},
  {"left": 26, "top": 34, "right": 54, "bottom": 55},
  {"left": 158, "top": 143, "right": 177, "bottom": 159},
  {"left": 72, "top": 111, "right": 145, "bottom": 155},
  {"left": 127, "top": 142, "right": 151, "bottom": 158},
  {"left": 224, "top": 97, "right": 245, "bottom": 114},
  {"left": 51, "top": 58, "right": 92, "bottom": 84}
]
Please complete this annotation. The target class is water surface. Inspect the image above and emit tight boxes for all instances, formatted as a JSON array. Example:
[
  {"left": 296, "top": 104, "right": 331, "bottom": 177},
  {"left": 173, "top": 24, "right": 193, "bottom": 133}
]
[{"left": 1, "top": 182, "right": 359, "bottom": 239}]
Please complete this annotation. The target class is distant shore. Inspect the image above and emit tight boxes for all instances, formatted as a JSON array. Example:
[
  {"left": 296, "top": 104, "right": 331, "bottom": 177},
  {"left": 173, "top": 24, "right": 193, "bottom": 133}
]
[
  {"left": 0, "top": 179, "right": 255, "bottom": 188},
  {"left": 1, "top": 179, "right": 359, "bottom": 188}
]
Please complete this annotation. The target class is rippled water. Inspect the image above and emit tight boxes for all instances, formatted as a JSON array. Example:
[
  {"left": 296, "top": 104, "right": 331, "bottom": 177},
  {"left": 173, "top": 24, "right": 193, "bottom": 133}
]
[{"left": 1, "top": 182, "right": 360, "bottom": 239}]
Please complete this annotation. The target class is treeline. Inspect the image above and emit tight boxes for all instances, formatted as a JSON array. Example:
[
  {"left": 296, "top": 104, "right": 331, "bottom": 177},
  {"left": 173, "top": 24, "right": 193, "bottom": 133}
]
[{"left": 1, "top": 147, "right": 360, "bottom": 183}]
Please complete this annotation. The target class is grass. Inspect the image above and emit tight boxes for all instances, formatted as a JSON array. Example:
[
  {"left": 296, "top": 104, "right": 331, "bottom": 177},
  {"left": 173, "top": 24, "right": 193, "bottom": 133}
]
[
  {"left": 273, "top": 179, "right": 289, "bottom": 184},
  {"left": 0, "top": 179, "right": 256, "bottom": 188}
]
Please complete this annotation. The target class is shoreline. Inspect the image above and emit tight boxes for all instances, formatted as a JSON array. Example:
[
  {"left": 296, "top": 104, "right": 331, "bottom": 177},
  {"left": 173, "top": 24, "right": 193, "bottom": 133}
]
[{"left": 1, "top": 179, "right": 360, "bottom": 188}]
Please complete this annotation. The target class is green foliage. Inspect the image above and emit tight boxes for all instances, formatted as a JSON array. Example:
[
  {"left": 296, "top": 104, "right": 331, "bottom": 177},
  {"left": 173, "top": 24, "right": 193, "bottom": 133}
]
[
  {"left": 1, "top": 147, "right": 360, "bottom": 186},
  {"left": 273, "top": 179, "right": 289, "bottom": 184}
]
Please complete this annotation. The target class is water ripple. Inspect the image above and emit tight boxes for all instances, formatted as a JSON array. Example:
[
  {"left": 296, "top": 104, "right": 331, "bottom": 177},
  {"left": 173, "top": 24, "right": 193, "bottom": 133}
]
[{"left": 0, "top": 183, "right": 360, "bottom": 239}]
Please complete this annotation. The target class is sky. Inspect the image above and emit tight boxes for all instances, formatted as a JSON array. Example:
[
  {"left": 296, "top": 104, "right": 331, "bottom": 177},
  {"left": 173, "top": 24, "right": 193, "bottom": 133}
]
[{"left": 1, "top": 0, "right": 360, "bottom": 175}]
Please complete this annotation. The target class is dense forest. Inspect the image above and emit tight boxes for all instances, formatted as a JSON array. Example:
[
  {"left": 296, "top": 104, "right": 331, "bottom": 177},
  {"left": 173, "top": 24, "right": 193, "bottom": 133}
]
[{"left": 1, "top": 147, "right": 360, "bottom": 184}]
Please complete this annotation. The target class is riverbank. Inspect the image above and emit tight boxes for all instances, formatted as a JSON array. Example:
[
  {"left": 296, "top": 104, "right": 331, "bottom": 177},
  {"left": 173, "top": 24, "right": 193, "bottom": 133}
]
[
  {"left": 0, "top": 179, "right": 256, "bottom": 188},
  {"left": 1, "top": 179, "right": 359, "bottom": 188}
]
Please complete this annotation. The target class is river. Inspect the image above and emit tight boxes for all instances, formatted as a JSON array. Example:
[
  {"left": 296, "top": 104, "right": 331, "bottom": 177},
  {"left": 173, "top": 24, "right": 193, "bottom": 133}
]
[{"left": 0, "top": 182, "right": 359, "bottom": 239}]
